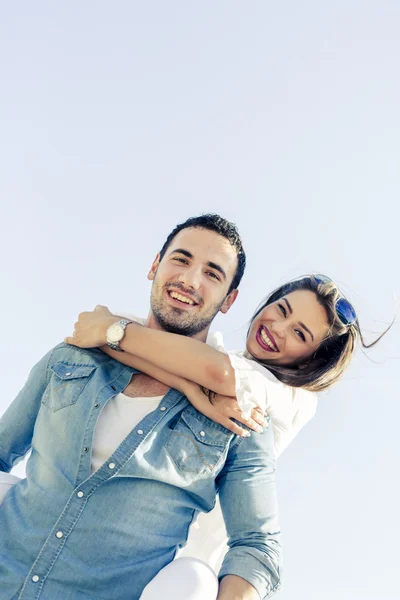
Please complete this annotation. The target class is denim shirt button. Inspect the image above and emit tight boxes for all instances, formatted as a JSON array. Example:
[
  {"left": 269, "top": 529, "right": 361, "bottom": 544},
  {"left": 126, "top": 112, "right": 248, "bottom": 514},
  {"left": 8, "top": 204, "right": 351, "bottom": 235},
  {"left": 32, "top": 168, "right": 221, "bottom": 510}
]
[
  {"left": 77, "top": 491, "right": 84, "bottom": 498},
  {"left": 32, "top": 575, "right": 40, "bottom": 583},
  {"left": 65, "top": 372, "right": 71, "bottom": 376},
  {"left": 108, "top": 463, "right": 116, "bottom": 470},
  {"left": 94, "top": 403, "right": 99, "bottom": 408},
  {"left": 160, "top": 407, "right": 166, "bottom": 411},
  {"left": 200, "top": 431, "right": 205, "bottom": 437},
  {"left": 56, "top": 531, "right": 63, "bottom": 539},
  {"left": 137, "top": 430, "right": 143, "bottom": 435},
  {"left": 83, "top": 447, "right": 89, "bottom": 453}
]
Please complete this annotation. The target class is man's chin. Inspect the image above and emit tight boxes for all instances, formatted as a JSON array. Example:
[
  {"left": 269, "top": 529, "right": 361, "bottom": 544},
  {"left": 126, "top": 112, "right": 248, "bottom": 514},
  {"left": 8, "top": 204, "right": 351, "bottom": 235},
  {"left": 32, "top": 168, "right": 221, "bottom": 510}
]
[
  {"left": 156, "top": 318, "right": 198, "bottom": 336},
  {"left": 152, "top": 309, "right": 210, "bottom": 337}
]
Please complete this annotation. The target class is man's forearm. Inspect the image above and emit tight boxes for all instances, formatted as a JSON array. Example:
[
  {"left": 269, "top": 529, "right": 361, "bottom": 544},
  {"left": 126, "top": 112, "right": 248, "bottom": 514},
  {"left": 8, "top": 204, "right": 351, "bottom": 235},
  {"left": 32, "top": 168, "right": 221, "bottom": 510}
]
[{"left": 217, "top": 575, "right": 260, "bottom": 600}]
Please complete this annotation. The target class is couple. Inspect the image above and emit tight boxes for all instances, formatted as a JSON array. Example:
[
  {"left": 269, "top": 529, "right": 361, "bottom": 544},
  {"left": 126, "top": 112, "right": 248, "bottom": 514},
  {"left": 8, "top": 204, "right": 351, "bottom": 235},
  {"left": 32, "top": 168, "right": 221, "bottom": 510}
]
[{"left": 0, "top": 214, "right": 376, "bottom": 599}]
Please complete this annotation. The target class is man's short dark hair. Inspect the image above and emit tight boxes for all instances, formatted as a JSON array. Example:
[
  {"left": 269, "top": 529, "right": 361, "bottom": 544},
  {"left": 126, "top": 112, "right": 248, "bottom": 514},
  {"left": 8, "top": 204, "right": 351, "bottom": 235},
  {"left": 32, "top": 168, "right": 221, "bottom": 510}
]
[{"left": 159, "top": 214, "right": 246, "bottom": 294}]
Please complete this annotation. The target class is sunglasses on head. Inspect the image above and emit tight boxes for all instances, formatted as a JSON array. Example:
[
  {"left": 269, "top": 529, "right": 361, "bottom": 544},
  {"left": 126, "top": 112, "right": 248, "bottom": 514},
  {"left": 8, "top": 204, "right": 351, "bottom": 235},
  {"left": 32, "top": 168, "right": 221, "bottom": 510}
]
[{"left": 312, "top": 275, "right": 357, "bottom": 326}]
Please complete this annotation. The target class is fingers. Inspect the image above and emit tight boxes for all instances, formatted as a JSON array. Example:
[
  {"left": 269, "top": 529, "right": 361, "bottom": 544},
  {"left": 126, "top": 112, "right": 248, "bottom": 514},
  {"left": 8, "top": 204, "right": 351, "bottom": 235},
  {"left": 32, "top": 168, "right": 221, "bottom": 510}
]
[
  {"left": 251, "top": 408, "right": 268, "bottom": 427},
  {"left": 234, "top": 413, "right": 264, "bottom": 433},
  {"left": 198, "top": 404, "right": 250, "bottom": 438},
  {"left": 200, "top": 407, "right": 250, "bottom": 438},
  {"left": 219, "top": 417, "right": 251, "bottom": 438},
  {"left": 211, "top": 399, "right": 266, "bottom": 434},
  {"left": 64, "top": 337, "right": 76, "bottom": 345}
]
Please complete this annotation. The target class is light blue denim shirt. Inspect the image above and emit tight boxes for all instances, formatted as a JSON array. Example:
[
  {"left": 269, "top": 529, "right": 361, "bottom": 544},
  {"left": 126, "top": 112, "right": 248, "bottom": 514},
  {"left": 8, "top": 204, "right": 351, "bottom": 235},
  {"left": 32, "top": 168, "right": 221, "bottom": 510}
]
[{"left": 0, "top": 343, "right": 282, "bottom": 600}]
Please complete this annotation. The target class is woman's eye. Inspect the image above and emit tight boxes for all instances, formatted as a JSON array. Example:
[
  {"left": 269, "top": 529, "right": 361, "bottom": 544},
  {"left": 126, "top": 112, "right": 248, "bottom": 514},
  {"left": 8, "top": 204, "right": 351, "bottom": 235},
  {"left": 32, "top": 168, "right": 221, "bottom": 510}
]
[
  {"left": 278, "top": 303, "right": 287, "bottom": 317},
  {"left": 295, "top": 329, "right": 306, "bottom": 342}
]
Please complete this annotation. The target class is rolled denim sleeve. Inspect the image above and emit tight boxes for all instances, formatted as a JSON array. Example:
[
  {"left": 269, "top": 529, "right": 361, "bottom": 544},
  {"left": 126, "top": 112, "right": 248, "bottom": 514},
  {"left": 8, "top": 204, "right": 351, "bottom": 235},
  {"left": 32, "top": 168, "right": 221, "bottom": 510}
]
[
  {"left": 216, "top": 424, "right": 282, "bottom": 599},
  {"left": 0, "top": 347, "right": 54, "bottom": 472}
]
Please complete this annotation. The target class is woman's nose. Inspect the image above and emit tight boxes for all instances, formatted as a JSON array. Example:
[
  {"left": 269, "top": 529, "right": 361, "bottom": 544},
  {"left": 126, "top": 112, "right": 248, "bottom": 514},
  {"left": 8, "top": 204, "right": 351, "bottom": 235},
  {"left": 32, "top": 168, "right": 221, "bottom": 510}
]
[{"left": 270, "top": 321, "right": 286, "bottom": 339}]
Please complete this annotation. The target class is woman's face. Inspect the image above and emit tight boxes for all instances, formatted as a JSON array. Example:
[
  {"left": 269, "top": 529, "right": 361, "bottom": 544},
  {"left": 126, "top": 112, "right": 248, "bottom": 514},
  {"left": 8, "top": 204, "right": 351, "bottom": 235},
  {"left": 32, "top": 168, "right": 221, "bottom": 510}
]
[{"left": 246, "top": 290, "right": 330, "bottom": 366}]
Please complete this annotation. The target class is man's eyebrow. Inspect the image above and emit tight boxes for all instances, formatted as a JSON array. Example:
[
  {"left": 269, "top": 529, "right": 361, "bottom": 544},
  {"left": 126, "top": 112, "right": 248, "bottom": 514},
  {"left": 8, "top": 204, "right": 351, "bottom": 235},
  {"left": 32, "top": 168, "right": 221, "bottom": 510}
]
[
  {"left": 283, "top": 297, "right": 314, "bottom": 342},
  {"left": 169, "top": 248, "right": 193, "bottom": 259}
]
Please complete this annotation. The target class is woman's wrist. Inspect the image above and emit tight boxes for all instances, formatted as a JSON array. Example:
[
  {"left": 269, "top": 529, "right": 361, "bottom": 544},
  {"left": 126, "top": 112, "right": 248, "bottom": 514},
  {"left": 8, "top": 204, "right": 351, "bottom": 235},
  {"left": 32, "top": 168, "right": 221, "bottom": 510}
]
[{"left": 177, "top": 378, "right": 196, "bottom": 396}]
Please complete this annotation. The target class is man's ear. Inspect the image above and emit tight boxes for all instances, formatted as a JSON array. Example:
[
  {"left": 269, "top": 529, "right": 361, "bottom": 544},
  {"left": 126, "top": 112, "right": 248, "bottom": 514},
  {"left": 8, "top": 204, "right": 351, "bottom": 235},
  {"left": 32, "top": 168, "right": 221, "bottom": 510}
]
[
  {"left": 219, "top": 289, "right": 239, "bottom": 314},
  {"left": 147, "top": 253, "right": 161, "bottom": 281}
]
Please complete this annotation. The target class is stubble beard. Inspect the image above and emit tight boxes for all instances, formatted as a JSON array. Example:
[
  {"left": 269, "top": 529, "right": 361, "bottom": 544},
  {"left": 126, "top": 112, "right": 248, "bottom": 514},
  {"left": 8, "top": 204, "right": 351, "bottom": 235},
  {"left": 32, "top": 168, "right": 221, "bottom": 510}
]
[{"left": 150, "top": 280, "right": 224, "bottom": 337}]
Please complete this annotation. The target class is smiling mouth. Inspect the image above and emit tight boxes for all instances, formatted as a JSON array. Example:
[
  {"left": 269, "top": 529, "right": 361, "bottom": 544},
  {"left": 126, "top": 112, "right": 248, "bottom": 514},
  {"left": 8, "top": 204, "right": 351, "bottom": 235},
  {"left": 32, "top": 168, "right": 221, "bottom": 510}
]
[
  {"left": 256, "top": 326, "right": 279, "bottom": 352},
  {"left": 167, "top": 290, "right": 198, "bottom": 307}
]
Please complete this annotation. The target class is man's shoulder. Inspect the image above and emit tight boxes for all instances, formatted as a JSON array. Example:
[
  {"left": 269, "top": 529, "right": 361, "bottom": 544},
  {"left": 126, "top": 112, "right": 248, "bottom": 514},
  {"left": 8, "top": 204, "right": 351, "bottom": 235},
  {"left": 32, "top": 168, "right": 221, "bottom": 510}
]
[{"left": 48, "top": 343, "right": 112, "bottom": 367}]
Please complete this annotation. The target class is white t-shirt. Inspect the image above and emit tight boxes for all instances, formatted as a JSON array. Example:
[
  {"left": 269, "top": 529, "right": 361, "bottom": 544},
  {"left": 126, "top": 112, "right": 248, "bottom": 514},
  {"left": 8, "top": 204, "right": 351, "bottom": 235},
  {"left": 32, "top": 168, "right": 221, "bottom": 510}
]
[{"left": 91, "top": 393, "right": 164, "bottom": 473}]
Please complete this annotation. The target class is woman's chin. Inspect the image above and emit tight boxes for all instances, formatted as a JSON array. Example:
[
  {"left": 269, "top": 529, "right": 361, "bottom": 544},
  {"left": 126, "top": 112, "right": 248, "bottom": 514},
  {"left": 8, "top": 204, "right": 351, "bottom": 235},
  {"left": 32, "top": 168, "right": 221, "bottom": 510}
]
[{"left": 247, "top": 341, "right": 279, "bottom": 363}]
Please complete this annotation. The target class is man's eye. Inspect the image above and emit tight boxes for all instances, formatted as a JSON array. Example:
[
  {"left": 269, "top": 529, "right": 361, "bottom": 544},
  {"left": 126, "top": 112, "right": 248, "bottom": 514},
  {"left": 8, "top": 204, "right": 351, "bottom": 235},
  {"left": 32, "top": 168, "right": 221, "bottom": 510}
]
[
  {"left": 278, "top": 303, "right": 287, "bottom": 317},
  {"left": 207, "top": 272, "right": 220, "bottom": 280},
  {"left": 174, "top": 258, "right": 188, "bottom": 264},
  {"left": 295, "top": 329, "right": 306, "bottom": 342}
]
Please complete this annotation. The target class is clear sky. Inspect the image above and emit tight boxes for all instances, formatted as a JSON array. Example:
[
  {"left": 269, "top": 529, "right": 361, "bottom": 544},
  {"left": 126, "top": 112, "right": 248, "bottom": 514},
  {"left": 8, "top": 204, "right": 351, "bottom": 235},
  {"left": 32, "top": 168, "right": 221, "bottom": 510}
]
[{"left": 1, "top": 2, "right": 399, "bottom": 598}]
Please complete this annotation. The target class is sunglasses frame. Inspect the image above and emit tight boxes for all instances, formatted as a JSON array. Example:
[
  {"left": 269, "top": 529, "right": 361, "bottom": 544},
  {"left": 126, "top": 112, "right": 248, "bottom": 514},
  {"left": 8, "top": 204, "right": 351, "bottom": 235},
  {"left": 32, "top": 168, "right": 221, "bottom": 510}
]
[{"left": 312, "top": 275, "right": 357, "bottom": 326}]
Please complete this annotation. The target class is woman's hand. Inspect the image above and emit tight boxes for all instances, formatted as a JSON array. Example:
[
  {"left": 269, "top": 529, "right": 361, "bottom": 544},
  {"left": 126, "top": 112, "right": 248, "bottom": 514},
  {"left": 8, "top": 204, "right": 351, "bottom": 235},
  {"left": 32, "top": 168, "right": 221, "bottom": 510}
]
[
  {"left": 65, "top": 306, "right": 116, "bottom": 348},
  {"left": 183, "top": 382, "right": 267, "bottom": 437}
]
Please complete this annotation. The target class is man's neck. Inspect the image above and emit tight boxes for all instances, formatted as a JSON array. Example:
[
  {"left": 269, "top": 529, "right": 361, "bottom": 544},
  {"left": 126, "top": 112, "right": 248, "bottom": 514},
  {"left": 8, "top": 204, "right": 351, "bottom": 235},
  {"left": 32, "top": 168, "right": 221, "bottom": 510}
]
[{"left": 145, "top": 311, "right": 209, "bottom": 342}]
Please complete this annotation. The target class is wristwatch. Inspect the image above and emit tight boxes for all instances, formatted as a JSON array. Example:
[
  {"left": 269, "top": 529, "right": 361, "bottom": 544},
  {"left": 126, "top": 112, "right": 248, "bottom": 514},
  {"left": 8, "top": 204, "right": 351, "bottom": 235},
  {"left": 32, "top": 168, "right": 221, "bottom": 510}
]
[{"left": 106, "top": 319, "right": 133, "bottom": 352}]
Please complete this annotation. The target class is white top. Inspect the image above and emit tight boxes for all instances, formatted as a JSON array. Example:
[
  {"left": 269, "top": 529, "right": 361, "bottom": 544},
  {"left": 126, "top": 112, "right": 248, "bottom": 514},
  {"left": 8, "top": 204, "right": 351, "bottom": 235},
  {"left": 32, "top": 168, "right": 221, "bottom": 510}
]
[{"left": 209, "top": 331, "right": 318, "bottom": 458}]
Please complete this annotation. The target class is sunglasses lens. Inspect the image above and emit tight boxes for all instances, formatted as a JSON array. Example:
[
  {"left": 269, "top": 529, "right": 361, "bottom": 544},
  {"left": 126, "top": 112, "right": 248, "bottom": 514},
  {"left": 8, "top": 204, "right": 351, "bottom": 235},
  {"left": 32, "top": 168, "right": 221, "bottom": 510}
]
[{"left": 336, "top": 298, "right": 357, "bottom": 325}]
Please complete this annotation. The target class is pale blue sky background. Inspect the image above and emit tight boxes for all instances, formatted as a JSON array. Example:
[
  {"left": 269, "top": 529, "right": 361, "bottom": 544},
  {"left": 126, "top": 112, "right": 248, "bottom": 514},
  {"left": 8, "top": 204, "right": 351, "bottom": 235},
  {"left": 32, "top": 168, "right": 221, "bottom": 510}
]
[{"left": 1, "top": 2, "right": 399, "bottom": 598}]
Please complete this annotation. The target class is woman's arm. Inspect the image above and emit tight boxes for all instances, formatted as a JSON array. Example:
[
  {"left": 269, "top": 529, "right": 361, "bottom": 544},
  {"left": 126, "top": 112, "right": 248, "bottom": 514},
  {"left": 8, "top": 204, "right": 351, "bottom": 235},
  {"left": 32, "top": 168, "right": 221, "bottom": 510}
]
[
  {"left": 66, "top": 307, "right": 237, "bottom": 396},
  {"left": 102, "top": 346, "right": 264, "bottom": 436},
  {"left": 118, "top": 322, "right": 236, "bottom": 396}
]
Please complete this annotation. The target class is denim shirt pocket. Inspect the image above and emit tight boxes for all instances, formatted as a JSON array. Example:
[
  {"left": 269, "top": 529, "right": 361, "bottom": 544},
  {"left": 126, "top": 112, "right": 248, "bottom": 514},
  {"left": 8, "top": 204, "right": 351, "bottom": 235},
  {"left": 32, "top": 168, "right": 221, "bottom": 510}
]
[
  {"left": 165, "top": 407, "right": 233, "bottom": 475},
  {"left": 41, "top": 362, "right": 97, "bottom": 413}
]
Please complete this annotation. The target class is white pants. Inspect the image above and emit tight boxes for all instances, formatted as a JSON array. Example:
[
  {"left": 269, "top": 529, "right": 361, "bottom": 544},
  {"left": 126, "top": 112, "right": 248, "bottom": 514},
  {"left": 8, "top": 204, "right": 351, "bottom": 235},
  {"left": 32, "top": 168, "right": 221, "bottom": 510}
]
[
  {"left": 0, "top": 476, "right": 218, "bottom": 600},
  {"left": 140, "top": 557, "right": 218, "bottom": 600}
]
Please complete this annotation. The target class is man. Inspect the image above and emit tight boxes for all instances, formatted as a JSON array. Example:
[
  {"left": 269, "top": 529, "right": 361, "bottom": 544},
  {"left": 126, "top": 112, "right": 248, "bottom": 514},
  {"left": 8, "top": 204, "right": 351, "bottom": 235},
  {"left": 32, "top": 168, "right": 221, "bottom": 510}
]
[{"left": 0, "top": 214, "right": 282, "bottom": 600}]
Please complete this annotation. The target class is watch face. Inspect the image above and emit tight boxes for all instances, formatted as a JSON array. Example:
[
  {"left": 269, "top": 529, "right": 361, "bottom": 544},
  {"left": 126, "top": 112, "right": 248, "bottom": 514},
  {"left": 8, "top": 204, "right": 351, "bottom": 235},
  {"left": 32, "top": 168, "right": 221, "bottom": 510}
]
[{"left": 107, "top": 324, "right": 124, "bottom": 343}]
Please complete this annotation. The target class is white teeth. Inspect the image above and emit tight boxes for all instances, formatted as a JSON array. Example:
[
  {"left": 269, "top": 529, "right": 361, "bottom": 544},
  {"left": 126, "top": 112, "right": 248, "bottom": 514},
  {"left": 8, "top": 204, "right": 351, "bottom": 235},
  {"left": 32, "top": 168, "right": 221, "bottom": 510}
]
[
  {"left": 260, "top": 328, "right": 277, "bottom": 351},
  {"left": 170, "top": 291, "right": 195, "bottom": 305}
]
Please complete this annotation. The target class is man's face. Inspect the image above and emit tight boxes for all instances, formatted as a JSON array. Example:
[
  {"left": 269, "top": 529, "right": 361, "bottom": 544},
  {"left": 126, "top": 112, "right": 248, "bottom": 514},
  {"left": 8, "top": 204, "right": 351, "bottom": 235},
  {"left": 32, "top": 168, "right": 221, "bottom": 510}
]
[{"left": 147, "top": 227, "right": 239, "bottom": 338}]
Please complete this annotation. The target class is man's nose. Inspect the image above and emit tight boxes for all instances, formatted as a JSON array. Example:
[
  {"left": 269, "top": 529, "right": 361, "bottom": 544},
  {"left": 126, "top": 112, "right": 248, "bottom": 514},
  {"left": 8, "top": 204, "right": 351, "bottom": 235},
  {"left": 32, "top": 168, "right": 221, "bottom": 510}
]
[{"left": 177, "top": 265, "right": 202, "bottom": 291}]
